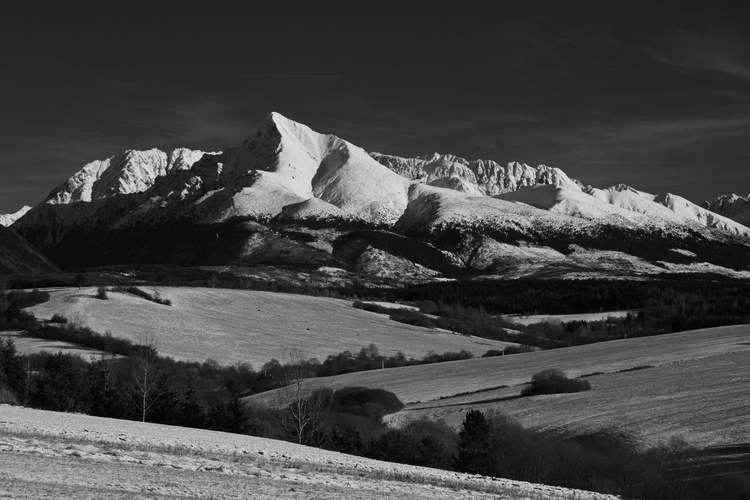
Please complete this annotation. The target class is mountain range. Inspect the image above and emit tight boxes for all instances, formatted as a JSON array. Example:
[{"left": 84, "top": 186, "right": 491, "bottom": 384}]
[{"left": 5, "top": 112, "right": 750, "bottom": 279}]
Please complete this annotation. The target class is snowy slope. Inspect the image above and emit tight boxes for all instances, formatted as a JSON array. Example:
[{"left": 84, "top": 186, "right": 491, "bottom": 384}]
[
  {"left": 45, "top": 148, "right": 209, "bottom": 204},
  {"left": 372, "top": 152, "right": 580, "bottom": 195},
  {"left": 585, "top": 184, "right": 685, "bottom": 223},
  {"left": 172, "top": 112, "right": 411, "bottom": 224},
  {"left": 496, "top": 184, "right": 654, "bottom": 225},
  {"left": 662, "top": 193, "right": 750, "bottom": 235},
  {"left": 11, "top": 112, "right": 750, "bottom": 277},
  {"left": 0, "top": 205, "right": 31, "bottom": 227}
]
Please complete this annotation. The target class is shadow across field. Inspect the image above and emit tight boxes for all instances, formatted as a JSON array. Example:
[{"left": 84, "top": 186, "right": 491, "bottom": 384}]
[{"left": 699, "top": 443, "right": 750, "bottom": 475}]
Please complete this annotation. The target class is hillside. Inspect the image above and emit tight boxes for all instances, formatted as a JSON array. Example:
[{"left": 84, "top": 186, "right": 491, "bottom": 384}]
[
  {"left": 0, "top": 225, "right": 59, "bottom": 275},
  {"left": 0, "top": 405, "right": 617, "bottom": 500},
  {"left": 249, "top": 325, "right": 750, "bottom": 449},
  {"left": 26, "top": 287, "right": 514, "bottom": 367}
]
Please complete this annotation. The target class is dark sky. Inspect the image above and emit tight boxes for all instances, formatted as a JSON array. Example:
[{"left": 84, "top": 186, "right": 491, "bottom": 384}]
[{"left": 1, "top": 0, "right": 749, "bottom": 213}]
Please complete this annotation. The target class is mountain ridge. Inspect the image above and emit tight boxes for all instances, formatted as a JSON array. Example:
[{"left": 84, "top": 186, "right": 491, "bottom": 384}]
[{"left": 8, "top": 112, "right": 750, "bottom": 279}]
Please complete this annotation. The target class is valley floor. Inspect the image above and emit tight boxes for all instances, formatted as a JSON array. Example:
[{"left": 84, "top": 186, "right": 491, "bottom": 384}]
[{"left": 0, "top": 405, "right": 617, "bottom": 500}]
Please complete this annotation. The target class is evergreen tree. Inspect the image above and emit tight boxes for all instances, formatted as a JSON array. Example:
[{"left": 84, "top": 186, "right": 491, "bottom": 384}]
[
  {"left": 149, "top": 379, "right": 181, "bottom": 425},
  {"left": 207, "top": 395, "right": 256, "bottom": 434},
  {"left": 453, "top": 410, "right": 493, "bottom": 475},
  {"left": 179, "top": 384, "right": 206, "bottom": 428},
  {"left": 0, "top": 337, "right": 28, "bottom": 403},
  {"left": 36, "top": 352, "right": 88, "bottom": 412},
  {"left": 86, "top": 359, "right": 126, "bottom": 418},
  {"left": 329, "top": 426, "right": 363, "bottom": 455}
]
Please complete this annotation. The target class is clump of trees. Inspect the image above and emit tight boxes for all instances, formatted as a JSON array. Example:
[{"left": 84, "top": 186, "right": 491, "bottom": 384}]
[
  {"left": 451, "top": 409, "right": 749, "bottom": 500},
  {"left": 521, "top": 369, "right": 591, "bottom": 396},
  {"left": 0, "top": 337, "right": 28, "bottom": 404},
  {"left": 112, "top": 286, "right": 171, "bottom": 305}
]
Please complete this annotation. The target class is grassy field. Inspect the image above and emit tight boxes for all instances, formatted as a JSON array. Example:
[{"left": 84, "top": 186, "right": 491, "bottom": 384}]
[
  {"left": 26, "top": 287, "right": 514, "bottom": 368},
  {"left": 0, "top": 405, "right": 618, "bottom": 500},
  {"left": 251, "top": 324, "right": 750, "bottom": 448},
  {"left": 4, "top": 331, "right": 112, "bottom": 360}
]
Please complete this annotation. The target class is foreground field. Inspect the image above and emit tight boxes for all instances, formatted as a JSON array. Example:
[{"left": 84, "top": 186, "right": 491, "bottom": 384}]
[
  {"left": 27, "top": 287, "right": 513, "bottom": 367},
  {"left": 251, "top": 325, "right": 750, "bottom": 449},
  {"left": 0, "top": 405, "right": 617, "bottom": 500}
]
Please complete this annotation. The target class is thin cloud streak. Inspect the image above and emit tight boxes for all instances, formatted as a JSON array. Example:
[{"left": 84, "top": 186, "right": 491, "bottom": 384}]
[
  {"left": 23, "top": 68, "right": 342, "bottom": 78},
  {"left": 646, "top": 28, "right": 750, "bottom": 80}
]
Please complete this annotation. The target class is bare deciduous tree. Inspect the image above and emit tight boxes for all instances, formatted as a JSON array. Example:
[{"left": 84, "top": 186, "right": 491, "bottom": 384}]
[
  {"left": 275, "top": 350, "right": 331, "bottom": 446},
  {"left": 127, "top": 331, "right": 164, "bottom": 422}
]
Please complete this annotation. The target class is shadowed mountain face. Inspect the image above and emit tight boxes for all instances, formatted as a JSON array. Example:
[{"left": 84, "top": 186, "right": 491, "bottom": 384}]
[
  {"left": 703, "top": 194, "right": 750, "bottom": 227},
  {"left": 8, "top": 113, "right": 750, "bottom": 279},
  {"left": 0, "top": 225, "right": 59, "bottom": 275}
]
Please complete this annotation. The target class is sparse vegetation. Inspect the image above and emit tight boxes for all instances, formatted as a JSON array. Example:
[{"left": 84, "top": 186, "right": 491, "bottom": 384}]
[{"left": 112, "top": 285, "right": 171, "bottom": 305}]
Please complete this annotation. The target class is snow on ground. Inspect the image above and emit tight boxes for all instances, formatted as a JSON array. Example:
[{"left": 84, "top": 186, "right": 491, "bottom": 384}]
[
  {"left": 0, "top": 206, "right": 31, "bottom": 227},
  {"left": 0, "top": 405, "right": 618, "bottom": 500}
]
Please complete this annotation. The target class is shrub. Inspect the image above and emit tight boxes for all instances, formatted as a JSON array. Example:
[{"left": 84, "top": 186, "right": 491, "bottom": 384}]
[
  {"left": 331, "top": 386, "right": 404, "bottom": 421},
  {"left": 389, "top": 308, "right": 438, "bottom": 328},
  {"left": 96, "top": 286, "right": 108, "bottom": 300},
  {"left": 521, "top": 369, "right": 591, "bottom": 396},
  {"left": 50, "top": 313, "right": 68, "bottom": 324},
  {"left": 113, "top": 286, "right": 171, "bottom": 305}
]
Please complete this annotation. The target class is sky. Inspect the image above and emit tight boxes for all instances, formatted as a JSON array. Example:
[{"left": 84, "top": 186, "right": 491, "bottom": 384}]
[{"left": 1, "top": 0, "right": 749, "bottom": 214}]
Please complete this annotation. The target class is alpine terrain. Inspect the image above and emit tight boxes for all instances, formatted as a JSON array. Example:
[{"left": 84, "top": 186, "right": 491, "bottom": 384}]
[{"left": 7, "top": 112, "right": 750, "bottom": 280}]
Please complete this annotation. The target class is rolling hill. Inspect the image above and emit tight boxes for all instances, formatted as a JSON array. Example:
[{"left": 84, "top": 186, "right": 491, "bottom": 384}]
[
  {"left": 26, "top": 287, "right": 514, "bottom": 368},
  {"left": 248, "top": 324, "right": 750, "bottom": 449}
]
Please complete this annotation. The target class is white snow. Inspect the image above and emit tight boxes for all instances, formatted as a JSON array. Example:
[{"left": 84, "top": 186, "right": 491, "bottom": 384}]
[
  {"left": 0, "top": 205, "right": 31, "bottom": 227},
  {"left": 45, "top": 148, "right": 212, "bottom": 204}
]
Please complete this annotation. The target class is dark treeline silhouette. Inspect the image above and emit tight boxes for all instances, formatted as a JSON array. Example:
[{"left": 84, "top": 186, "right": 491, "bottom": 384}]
[{"left": 448, "top": 410, "right": 750, "bottom": 500}]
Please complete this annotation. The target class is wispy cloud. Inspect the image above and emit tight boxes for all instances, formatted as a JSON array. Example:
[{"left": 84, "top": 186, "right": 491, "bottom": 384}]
[{"left": 647, "top": 28, "right": 750, "bottom": 80}]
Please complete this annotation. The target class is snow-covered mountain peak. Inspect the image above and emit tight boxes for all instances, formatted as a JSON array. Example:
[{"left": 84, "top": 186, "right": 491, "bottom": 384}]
[{"left": 44, "top": 147, "right": 211, "bottom": 205}]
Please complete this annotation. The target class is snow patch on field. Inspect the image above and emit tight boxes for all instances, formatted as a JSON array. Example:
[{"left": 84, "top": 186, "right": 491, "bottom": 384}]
[{"left": 0, "top": 405, "right": 619, "bottom": 500}]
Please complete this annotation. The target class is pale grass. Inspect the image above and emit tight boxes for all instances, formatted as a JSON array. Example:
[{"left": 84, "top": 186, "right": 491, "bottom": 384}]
[
  {"left": 252, "top": 324, "right": 750, "bottom": 449},
  {"left": 27, "top": 287, "right": 514, "bottom": 367},
  {"left": 0, "top": 425, "right": 565, "bottom": 499}
]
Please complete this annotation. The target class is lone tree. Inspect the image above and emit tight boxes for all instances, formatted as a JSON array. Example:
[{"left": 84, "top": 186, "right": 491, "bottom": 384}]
[
  {"left": 453, "top": 409, "right": 493, "bottom": 475},
  {"left": 126, "top": 337, "right": 164, "bottom": 422},
  {"left": 73, "top": 274, "right": 87, "bottom": 289},
  {"left": 276, "top": 350, "right": 332, "bottom": 446}
]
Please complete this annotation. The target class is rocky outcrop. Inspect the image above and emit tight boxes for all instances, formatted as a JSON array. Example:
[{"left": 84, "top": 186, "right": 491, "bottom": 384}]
[
  {"left": 371, "top": 152, "right": 581, "bottom": 196},
  {"left": 703, "top": 193, "right": 750, "bottom": 227}
]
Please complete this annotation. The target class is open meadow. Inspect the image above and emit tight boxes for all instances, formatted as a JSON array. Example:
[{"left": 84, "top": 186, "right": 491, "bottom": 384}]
[
  {"left": 250, "top": 325, "right": 750, "bottom": 449},
  {"left": 25, "top": 287, "right": 513, "bottom": 368}
]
